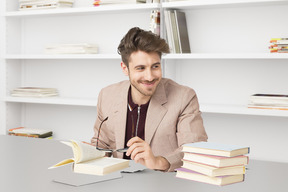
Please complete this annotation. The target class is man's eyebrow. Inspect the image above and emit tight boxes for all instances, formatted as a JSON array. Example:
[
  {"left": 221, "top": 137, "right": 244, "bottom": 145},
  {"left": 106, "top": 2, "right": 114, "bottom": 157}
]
[
  {"left": 152, "top": 62, "right": 161, "bottom": 66},
  {"left": 134, "top": 62, "right": 161, "bottom": 69},
  {"left": 134, "top": 64, "right": 145, "bottom": 69}
]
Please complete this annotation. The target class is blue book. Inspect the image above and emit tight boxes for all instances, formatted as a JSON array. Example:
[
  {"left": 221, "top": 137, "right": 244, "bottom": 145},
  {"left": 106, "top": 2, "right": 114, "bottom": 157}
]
[{"left": 182, "top": 142, "right": 250, "bottom": 157}]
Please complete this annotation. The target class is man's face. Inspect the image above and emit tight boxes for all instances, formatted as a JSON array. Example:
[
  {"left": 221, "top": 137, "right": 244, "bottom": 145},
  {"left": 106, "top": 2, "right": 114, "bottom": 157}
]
[{"left": 121, "top": 51, "right": 162, "bottom": 99}]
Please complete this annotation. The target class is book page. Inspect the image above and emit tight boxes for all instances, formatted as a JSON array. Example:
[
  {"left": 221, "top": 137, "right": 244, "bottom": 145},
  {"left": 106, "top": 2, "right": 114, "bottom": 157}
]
[
  {"left": 71, "top": 140, "right": 105, "bottom": 163},
  {"left": 48, "top": 158, "right": 75, "bottom": 169}
]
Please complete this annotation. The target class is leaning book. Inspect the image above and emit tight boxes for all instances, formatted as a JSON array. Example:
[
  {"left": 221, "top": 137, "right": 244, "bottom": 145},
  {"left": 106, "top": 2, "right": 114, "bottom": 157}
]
[
  {"left": 176, "top": 168, "right": 244, "bottom": 186},
  {"left": 49, "top": 140, "right": 129, "bottom": 176}
]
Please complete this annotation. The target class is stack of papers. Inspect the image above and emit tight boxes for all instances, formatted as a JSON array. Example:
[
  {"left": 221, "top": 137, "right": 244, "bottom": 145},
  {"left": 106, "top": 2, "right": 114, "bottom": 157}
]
[
  {"left": 45, "top": 44, "right": 98, "bottom": 54},
  {"left": 19, "top": 0, "right": 74, "bottom": 11},
  {"left": 11, "top": 87, "right": 59, "bottom": 97}
]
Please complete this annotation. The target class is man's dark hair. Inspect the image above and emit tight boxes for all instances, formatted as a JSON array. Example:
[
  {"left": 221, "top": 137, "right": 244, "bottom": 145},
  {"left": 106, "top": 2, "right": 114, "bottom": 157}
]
[{"left": 117, "top": 27, "right": 170, "bottom": 67}]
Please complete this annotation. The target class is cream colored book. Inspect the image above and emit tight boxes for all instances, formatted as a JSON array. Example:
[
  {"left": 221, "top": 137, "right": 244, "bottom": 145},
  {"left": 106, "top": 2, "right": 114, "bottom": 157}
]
[
  {"left": 176, "top": 168, "right": 244, "bottom": 186},
  {"left": 182, "top": 160, "right": 245, "bottom": 177},
  {"left": 49, "top": 140, "right": 129, "bottom": 176}
]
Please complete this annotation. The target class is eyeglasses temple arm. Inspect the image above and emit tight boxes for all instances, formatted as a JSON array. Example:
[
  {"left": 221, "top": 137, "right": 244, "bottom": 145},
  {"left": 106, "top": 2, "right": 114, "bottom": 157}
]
[{"left": 96, "top": 116, "right": 108, "bottom": 149}]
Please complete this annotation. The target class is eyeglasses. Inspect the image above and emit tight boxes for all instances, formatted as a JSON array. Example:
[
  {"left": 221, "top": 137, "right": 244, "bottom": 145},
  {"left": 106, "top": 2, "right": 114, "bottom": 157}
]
[{"left": 96, "top": 117, "right": 128, "bottom": 153}]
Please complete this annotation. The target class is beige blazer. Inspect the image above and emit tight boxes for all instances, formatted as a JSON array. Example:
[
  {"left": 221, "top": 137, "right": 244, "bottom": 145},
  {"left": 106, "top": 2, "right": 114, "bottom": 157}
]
[{"left": 91, "top": 78, "right": 208, "bottom": 171}]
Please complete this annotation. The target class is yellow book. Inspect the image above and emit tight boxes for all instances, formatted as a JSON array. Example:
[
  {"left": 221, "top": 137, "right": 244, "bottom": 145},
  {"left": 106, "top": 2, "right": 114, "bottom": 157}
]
[{"left": 49, "top": 140, "right": 129, "bottom": 176}]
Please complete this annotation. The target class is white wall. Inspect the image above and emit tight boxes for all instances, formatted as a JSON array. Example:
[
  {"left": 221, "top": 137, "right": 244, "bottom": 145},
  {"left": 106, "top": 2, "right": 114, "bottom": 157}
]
[{"left": 202, "top": 113, "right": 288, "bottom": 162}]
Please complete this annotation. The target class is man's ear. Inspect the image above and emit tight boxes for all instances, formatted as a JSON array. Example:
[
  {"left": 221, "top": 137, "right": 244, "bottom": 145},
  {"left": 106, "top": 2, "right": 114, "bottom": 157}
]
[{"left": 121, "top": 62, "right": 129, "bottom": 76}]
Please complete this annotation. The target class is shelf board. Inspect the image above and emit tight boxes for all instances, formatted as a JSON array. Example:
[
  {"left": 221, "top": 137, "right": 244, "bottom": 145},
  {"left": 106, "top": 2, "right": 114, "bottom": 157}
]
[
  {"left": 162, "top": 0, "right": 288, "bottom": 9},
  {"left": 6, "top": 53, "right": 288, "bottom": 60},
  {"left": 5, "top": 54, "right": 121, "bottom": 60},
  {"left": 163, "top": 53, "right": 288, "bottom": 59},
  {"left": 201, "top": 103, "right": 288, "bottom": 117},
  {"left": 4, "top": 96, "right": 97, "bottom": 107},
  {"left": 5, "top": 3, "right": 159, "bottom": 17},
  {"left": 5, "top": 96, "right": 288, "bottom": 117}
]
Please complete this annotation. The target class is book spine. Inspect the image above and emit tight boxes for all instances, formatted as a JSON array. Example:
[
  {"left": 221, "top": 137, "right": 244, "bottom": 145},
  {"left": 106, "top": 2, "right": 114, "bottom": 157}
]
[{"left": 8, "top": 133, "right": 40, "bottom": 138}]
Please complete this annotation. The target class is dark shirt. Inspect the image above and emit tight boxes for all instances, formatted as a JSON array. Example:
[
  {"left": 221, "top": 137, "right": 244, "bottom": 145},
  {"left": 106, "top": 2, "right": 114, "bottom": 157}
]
[{"left": 123, "top": 87, "right": 150, "bottom": 159}]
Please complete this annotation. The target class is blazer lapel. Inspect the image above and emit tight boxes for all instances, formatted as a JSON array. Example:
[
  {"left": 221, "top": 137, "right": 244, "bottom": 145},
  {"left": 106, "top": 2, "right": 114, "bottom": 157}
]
[
  {"left": 113, "top": 81, "right": 130, "bottom": 154},
  {"left": 145, "top": 80, "right": 168, "bottom": 145}
]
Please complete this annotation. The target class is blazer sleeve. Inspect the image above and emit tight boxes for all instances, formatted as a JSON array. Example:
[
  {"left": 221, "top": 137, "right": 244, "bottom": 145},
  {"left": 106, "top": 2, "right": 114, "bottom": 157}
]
[{"left": 164, "top": 88, "right": 208, "bottom": 172}]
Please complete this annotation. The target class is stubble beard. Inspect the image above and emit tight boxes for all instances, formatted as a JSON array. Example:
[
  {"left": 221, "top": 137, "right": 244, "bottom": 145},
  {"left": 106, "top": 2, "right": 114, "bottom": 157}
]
[{"left": 130, "top": 79, "right": 160, "bottom": 97}]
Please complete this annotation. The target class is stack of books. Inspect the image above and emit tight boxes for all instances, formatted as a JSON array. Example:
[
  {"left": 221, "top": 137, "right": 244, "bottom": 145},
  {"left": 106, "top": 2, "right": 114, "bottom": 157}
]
[
  {"left": 11, "top": 87, "right": 59, "bottom": 97},
  {"left": 45, "top": 43, "right": 98, "bottom": 54},
  {"left": 93, "top": 0, "right": 147, "bottom": 6},
  {"left": 8, "top": 127, "right": 53, "bottom": 139},
  {"left": 149, "top": 10, "right": 160, "bottom": 36},
  {"left": 248, "top": 93, "right": 288, "bottom": 110},
  {"left": 164, "top": 9, "right": 190, "bottom": 53},
  {"left": 269, "top": 38, "right": 288, "bottom": 53},
  {"left": 176, "top": 142, "right": 250, "bottom": 186},
  {"left": 19, "top": 0, "right": 74, "bottom": 11}
]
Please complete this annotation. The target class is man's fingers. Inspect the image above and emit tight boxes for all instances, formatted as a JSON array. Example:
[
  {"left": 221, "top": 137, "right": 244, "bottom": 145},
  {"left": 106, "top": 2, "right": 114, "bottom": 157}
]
[
  {"left": 130, "top": 146, "right": 145, "bottom": 160},
  {"left": 127, "top": 136, "right": 142, "bottom": 147},
  {"left": 126, "top": 142, "right": 143, "bottom": 156}
]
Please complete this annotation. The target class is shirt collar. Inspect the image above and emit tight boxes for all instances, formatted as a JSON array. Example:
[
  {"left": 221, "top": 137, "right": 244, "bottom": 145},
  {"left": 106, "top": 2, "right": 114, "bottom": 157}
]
[{"left": 128, "top": 86, "right": 150, "bottom": 111}]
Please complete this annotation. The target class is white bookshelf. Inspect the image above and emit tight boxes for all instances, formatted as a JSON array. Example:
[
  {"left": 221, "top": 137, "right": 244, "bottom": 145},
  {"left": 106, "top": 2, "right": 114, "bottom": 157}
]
[
  {"left": 5, "top": 96, "right": 288, "bottom": 117},
  {"left": 5, "top": 3, "right": 160, "bottom": 17},
  {"left": 162, "top": 0, "right": 288, "bottom": 163},
  {"left": 5, "top": 54, "right": 121, "bottom": 59},
  {"left": 1, "top": 0, "right": 158, "bottom": 140},
  {"left": 1, "top": 0, "right": 288, "bottom": 162},
  {"left": 163, "top": 53, "right": 288, "bottom": 59},
  {"left": 4, "top": 96, "right": 97, "bottom": 106},
  {"left": 163, "top": 0, "right": 288, "bottom": 9},
  {"left": 200, "top": 103, "right": 288, "bottom": 117}
]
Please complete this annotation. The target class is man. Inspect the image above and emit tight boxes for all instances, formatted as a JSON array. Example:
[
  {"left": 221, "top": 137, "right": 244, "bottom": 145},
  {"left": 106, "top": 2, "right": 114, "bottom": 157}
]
[{"left": 91, "top": 27, "right": 208, "bottom": 172}]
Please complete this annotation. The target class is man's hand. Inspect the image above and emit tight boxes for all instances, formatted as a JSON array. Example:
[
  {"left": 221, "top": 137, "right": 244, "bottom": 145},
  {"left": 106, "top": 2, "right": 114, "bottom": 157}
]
[{"left": 126, "top": 137, "right": 170, "bottom": 171}]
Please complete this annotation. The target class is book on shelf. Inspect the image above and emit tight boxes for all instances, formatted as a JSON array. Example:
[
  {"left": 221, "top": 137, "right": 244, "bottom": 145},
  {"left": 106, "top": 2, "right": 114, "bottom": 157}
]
[
  {"left": 248, "top": 94, "right": 288, "bottom": 107},
  {"left": 182, "top": 160, "right": 245, "bottom": 177},
  {"left": 164, "top": 10, "right": 175, "bottom": 53},
  {"left": 45, "top": 43, "right": 98, "bottom": 54},
  {"left": 176, "top": 168, "right": 245, "bottom": 186},
  {"left": 93, "top": 0, "right": 147, "bottom": 6},
  {"left": 183, "top": 152, "right": 249, "bottom": 167},
  {"left": 247, "top": 104, "right": 288, "bottom": 111},
  {"left": 269, "top": 38, "right": 288, "bottom": 53},
  {"left": 10, "top": 87, "right": 58, "bottom": 97},
  {"left": 164, "top": 9, "right": 191, "bottom": 53},
  {"left": 182, "top": 142, "right": 250, "bottom": 157},
  {"left": 19, "top": 0, "right": 74, "bottom": 11},
  {"left": 8, "top": 127, "right": 53, "bottom": 138},
  {"left": 174, "top": 10, "right": 191, "bottom": 53},
  {"left": 165, "top": 0, "right": 193, "bottom": 1},
  {"left": 49, "top": 140, "right": 130, "bottom": 176},
  {"left": 149, "top": 10, "right": 160, "bottom": 36}
]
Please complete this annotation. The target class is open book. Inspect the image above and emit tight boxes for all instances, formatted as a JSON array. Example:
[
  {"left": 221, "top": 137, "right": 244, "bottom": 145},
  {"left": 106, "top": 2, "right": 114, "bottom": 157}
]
[{"left": 49, "top": 140, "right": 129, "bottom": 176}]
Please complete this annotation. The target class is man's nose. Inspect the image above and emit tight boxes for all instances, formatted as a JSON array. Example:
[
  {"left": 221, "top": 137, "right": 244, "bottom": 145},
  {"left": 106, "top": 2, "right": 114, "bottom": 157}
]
[{"left": 144, "top": 69, "right": 153, "bottom": 81}]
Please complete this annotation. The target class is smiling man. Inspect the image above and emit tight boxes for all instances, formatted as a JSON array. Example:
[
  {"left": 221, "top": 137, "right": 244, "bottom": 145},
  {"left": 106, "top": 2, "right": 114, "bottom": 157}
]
[{"left": 91, "top": 27, "right": 208, "bottom": 172}]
